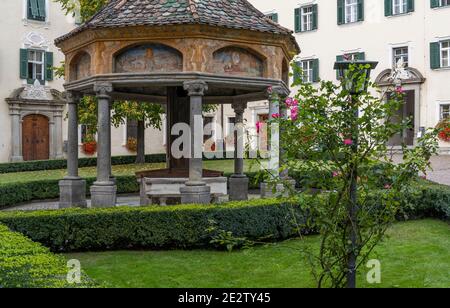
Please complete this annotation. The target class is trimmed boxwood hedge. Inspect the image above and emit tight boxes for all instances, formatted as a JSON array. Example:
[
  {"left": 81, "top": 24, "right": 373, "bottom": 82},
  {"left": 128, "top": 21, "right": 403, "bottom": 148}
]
[
  {"left": 0, "top": 176, "right": 140, "bottom": 209},
  {"left": 0, "top": 224, "right": 97, "bottom": 288},
  {"left": 0, "top": 198, "right": 309, "bottom": 252},
  {"left": 0, "top": 154, "right": 167, "bottom": 174}
]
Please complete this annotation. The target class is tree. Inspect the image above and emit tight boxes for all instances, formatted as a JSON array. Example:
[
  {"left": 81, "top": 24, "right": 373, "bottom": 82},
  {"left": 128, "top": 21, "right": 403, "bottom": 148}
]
[
  {"left": 272, "top": 64, "right": 438, "bottom": 288},
  {"left": 56, "top": 0, "right": 108, "bottom": 23}
]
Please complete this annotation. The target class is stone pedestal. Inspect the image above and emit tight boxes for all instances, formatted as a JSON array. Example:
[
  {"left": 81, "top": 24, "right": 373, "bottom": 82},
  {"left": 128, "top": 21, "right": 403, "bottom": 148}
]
[
  {"left": 180, "top": 184, "right": 211, "bottom": 204},
  {"left": 261, "top": 178, "right": 296, "bottom": 198},
  {"left": 59, "top": 178, "right": 87, "bottom": 208},
  {"left": 229, "top": 175, "right": 249, "bottom": 201},
  {"left": 90, "top": 183, "right": 117, "bottom": 208}
]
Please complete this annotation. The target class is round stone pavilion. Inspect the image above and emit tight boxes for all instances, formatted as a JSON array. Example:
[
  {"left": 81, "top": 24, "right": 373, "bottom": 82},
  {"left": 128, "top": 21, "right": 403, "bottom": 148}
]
[{"left": 56, "top": 0, "right": 300, "bottom": 208}]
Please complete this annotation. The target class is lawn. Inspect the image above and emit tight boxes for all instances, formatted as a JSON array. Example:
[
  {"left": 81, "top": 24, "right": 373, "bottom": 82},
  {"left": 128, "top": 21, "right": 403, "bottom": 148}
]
[
  {"left": 0, "top": 159, "right": 263, "bottom": 185},
  {"left": 66, "top": 219, "right": 450, "bottom": 288}
]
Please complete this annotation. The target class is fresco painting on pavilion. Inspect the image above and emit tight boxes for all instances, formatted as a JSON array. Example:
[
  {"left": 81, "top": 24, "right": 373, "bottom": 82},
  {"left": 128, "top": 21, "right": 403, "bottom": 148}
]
[
  {"left": 115, "top": 44, "right": 183, "bottom": 73},
  {"left": 212, "top": 47, "right": 264, "bottom": 77}
]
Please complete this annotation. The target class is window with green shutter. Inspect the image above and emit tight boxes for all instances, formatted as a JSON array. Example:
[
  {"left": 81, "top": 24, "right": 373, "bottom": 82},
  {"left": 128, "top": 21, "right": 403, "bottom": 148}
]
[
  {"left": 296, "top": 5, "right": 317, "bottom": 33},
  {"left": 28, "top": 0, "right": 46, "bottom": 22},
  {"left": 431, "top": 0, "right": 450, "bottom": 8},
  {"left": 338, "top": 0, "right": 363, "bottom": 24},
  {"left": 298, "top": 59, "right": 319, "bottom": 84},
  {"left": 266, "top": 13, "right": 278, "bottom": 23},
  {"left": 19, "top": 49, "right": 51, "bottom": 84},
  {"left": 430, "top": 42, "right": 441, "bottom": 69}
]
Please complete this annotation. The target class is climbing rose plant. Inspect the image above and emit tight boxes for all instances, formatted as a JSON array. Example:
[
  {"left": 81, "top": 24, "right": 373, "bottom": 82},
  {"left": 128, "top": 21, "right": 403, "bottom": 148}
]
[{"left": 272, "top": 63, "right": 438, "bottom": 288}]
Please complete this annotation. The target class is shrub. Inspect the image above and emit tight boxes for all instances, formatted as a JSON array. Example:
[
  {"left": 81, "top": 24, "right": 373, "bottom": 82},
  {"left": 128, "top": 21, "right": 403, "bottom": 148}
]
[
  {"left": 0, "top": 154, "right": 167, "bottom": 174},
  {"left": 0, "top": 224, "right": 97, "bottom": 288},
  {"left": 0, "top": 199, "right": 309, "bottom": 252},
  {"left": 0, "top": 176, "right": 139, "bottom": 209}
]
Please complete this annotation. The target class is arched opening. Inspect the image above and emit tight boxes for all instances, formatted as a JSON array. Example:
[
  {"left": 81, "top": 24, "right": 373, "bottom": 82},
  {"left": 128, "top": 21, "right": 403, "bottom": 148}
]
[
  {"left": 114, "top": 43, "right": 183, "bottom": 73},
  {"left": 282, "top": 58, "right": 289, "bottom": 85},
  {"left": 22, "top": 114, "right": 49, "bottom": 161},
  {"left": 211, "top": 46, "right": 265, "bottom": 78},
  {"left": 69, "top": 51, "right": 92, "bottom": 81}
]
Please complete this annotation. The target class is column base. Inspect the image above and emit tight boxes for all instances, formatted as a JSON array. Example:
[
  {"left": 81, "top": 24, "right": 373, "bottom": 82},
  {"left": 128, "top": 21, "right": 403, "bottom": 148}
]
[
  {"left": 229, "top": 175, "right": 249, "bottom": 201},
  {"left": 90, "top": 183, "right": 117, "bottom": 208},
  {"left": 180, "top": 184, "right": 211, "bottom": 204},
  {"left": 59, "top": 178, "right": 87, "bottom": 209},
  {"left": 260, "top": 179, "right": 296, "bottom": 198},
  {"left": 10, "top": 156, "right": 23, "bottom": 163}
]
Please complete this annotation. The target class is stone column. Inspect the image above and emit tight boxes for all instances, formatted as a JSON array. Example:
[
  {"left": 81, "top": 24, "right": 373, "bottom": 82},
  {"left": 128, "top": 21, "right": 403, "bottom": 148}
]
[
  {"left": 261, "top": 86, "right": 288, "bottom": 198},
  {"left": 229, "top": 101, "right": 249, "bottom": 201},
  {"left": 10, "top": 105, "right": 23, "bottom": 162},
  {"left": 59, "top": 92, "right": 87, "bottom": 208},
  {"left": 180, "top": 80, "right": 211, "bottom": 204},
  {"left": 54, "top": 111, "right": 64, "bottom": 159},
  {"left": 90, "top": 83, "right": 117, "bottom": 207}
]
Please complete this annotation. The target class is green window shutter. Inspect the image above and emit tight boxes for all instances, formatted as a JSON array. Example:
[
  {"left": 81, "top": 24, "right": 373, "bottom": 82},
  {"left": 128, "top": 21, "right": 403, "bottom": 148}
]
[
  {"left": 430, "top": 42, "right": 441, "bottom": 69},
  {"left": 37, "top": 0, "right": 46, "bottom": 19},
  {"left": 312, "top": 59, "right": 320, "bottom": 83},
  {"left": 407, "top": 0, "right": 415, "bottom": 12},
  {"left": 336, "top": 55, "right": 344, "bottom": 79},
  {"left": 431, "top": 0, "right": 439, "bottom": 8},
  {"left": 357, "top": 52, "right": 366, "bottom": 60},
  {"left": 272, "top": 13, "right": 278, "bottom": 23},
  {"left": 337, "top": 0, "right": 344, "bottom": 25},
  {"left": 357, "top": 0, "right": 364, "bottom": 21},
  {"left": 29, "top": 0, "right": 39, "bottom": 19},
  {"left": 312, "top": 4, "right": 318, "bottom": 30},
  {"left": 20, "top": 49, "right": 29, "bottom": 79},
  {"left": 45, "top": 52, "right": 53, "bottom": 81},
  {"left": 294, "top": 61, "right": 301, "bottom": 82},
  {"left": 295, "top": 8, "right": 301, "bottom": 32},
  {"left": 385, "top": 0, "right": 393, "bottom": 16}
]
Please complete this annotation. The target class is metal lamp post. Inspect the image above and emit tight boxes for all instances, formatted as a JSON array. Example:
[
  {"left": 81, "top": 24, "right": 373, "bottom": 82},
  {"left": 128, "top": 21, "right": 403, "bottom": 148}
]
[{"left": 334, "top": 60, "right": 378, "bottom": 288}]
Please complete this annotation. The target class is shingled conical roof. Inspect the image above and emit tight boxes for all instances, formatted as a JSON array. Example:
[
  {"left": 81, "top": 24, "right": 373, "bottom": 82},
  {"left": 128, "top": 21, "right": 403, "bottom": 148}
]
[{"left": 56, "top": 0, "right": 295, "bottom": 44}]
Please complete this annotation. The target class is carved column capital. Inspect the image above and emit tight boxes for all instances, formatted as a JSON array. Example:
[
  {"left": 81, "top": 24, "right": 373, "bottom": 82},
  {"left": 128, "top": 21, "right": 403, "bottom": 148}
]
[
  {"left": 231, "top": 101, "right": 247, "bottom": 115},
  {"left": 183, "top": 80, "right": 208, "bottom": 96},
  {"left": 267, "top": 86, "right": 290, "bottom": 101},
  {"left": 94, "top": 82, "right": 113, "bottom": 99},
  {"left": 64, "top": 91, "right": 82, "bottom": 104}
]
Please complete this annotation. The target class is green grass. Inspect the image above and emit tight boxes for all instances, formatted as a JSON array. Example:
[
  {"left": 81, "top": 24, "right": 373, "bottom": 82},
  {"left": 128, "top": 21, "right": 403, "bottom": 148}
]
[
  {"left": 0, "top": 160, "right": 262, "bottom": 185},
  {"left": 65, "top": 219, "right": 450, "bottom": 288}
]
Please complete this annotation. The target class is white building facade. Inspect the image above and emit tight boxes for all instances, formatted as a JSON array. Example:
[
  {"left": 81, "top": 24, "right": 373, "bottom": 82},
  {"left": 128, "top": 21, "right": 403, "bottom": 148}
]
[{"left": 249, "top": 0, "right": 450, "bottom": 152}]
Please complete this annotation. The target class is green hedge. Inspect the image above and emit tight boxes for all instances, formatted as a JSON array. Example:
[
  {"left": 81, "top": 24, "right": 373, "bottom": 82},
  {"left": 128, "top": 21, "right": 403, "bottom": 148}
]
[
  {"left": 0, "top": 182, "right": 448, "bottom": 253},
  {"left": 0, "top": 199, "right": 308, "bottom": 252},
  {"left": 0, "top": 154, "right": 167, "bottom": 174},
  {"left": 0, "top": 176, "right": 140, "bottom": 209},
  {"left": 0, "top": 224, "right": 97, "bottom": 288}
]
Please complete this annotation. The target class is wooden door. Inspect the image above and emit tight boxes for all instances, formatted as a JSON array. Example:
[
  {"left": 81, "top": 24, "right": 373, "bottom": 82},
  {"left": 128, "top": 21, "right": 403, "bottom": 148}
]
[
  {"left": 388, "top": 90, "right": 415, "bottom": 147},
  {"left": 22, "top": 115, "right": 49, "bottom": 161}
]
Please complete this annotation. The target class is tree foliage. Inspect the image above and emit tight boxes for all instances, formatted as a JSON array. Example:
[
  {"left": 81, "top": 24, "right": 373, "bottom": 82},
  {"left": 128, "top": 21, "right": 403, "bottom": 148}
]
[{"left": 55, "top": 0, "right": 108, "bottom": 23}]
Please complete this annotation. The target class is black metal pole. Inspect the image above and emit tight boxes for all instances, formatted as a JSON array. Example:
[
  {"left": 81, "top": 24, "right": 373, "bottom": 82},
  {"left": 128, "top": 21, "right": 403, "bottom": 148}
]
[{"left": 347, "top": 94, "right": 358, "bottom": 288}]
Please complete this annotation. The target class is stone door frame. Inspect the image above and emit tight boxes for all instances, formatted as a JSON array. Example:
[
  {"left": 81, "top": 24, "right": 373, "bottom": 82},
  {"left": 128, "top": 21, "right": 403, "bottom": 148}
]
[{"left": 6, "top": 87, "right": 65, "bottom": 162}]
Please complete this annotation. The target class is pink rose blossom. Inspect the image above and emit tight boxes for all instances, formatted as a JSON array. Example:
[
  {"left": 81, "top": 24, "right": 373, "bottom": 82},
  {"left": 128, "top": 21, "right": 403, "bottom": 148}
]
[
  {"left": 384, "top": 184, "right": 392, "bottom": 190},
  {"left": 344, "top": 139, "right": 353, "bottom": 146},
  {"left": 267, "top": 86, "right": 273, "bottom": 94},
  {"left": 272, "top": 113, "right": 280, "bottom": 119},
  {"left": 332, "top": 171, "right": 340, "bottom": 178},
  {"left": 395, "top": 86, "right": 404, "bottom": 94},
  {"left": 290, "top": 106, "right": 299, "bottom": 121}
]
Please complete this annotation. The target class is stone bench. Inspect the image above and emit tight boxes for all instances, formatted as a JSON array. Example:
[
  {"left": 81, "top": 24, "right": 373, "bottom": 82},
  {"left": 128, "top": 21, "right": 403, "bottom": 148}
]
[{"left": 137, "top": 169, "right": 227, "bottom": 206}]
